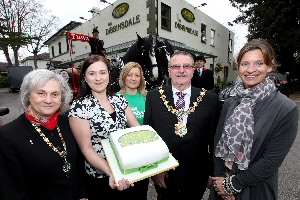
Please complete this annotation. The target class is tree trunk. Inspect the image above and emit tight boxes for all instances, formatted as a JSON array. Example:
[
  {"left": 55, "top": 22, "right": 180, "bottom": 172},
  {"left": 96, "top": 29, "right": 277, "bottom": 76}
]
[
  {"left": 2, "top": 47, "right": 13, "bottom": 66},
  {"left": 12, "top": 45, "right": 21, "bottom": 66},
  {"left": 33, "top": 51, "right": 38, "bottom": 69}
]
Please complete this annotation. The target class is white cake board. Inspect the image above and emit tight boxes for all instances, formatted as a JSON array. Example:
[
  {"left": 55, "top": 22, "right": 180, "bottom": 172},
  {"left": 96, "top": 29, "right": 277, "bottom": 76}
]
[{"left": 101, "top": 139, "right": 179, "bottom": 185}]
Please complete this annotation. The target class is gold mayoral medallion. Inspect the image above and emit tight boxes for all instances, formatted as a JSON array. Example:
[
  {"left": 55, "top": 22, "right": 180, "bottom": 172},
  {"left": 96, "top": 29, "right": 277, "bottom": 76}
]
[
  {"left": 159, "top": 87, "right": 206, "bottom": 137},
  {"left": 175, "top": 120, "right": 187, "bottom": 137}
]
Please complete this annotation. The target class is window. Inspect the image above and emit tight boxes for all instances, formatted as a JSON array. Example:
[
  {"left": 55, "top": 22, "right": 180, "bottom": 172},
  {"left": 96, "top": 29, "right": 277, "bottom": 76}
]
[
  {"left": 201, "top": 24, "right": 207, "bottom": 43},
  {"left": 66, "top": 38, "right": 69, "bottom": 52},
  {"left": 211, "top": 29, "right": 215, "bottom": 46},
  {"left": 51, "top": 46, "right": 54, "bottom": 57},
  {"left": 228, "top": 39, "right": 233, "bottom": 52},
  {"left": 58, "top": 42, "right": 62, "bottom": 54},
  {"left": 161, "top": 3, "right": 171, "bottom": 31}
]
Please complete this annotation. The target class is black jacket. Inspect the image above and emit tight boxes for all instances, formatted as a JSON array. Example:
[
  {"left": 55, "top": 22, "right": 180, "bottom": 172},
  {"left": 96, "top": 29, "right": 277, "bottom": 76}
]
[
  {"left": 0, "top": 114, "right": 87, "bottom": 200},
  {"left": 89, "top": 37, "right": 104, "bottom": 55},
  {"left": 191, "top": 68, "right": 214, "bottom": 91}
]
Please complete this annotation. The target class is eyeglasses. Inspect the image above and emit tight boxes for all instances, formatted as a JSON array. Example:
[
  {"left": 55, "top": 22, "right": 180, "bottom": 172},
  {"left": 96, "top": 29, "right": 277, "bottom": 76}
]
[{"left": 169, "top": 64, "right": 193, "bottom": 70}]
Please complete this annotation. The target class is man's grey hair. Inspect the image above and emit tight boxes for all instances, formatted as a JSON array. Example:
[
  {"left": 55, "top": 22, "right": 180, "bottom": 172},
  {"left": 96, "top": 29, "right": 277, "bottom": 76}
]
[
  {"left": 168, "top": 51, "right": 195, "bottom": 68},
  {"left": 19, "top": 69, "right": 73, "bottom": 113}
]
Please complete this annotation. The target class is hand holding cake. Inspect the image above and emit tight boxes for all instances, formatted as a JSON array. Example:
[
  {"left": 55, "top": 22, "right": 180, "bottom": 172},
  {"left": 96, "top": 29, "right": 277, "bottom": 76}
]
[
  {"left": 151, "top": 171, "right": 168, "bottom": 189},
  {"left": 109, "top": 174, "right": 132, "bottom": 191}
]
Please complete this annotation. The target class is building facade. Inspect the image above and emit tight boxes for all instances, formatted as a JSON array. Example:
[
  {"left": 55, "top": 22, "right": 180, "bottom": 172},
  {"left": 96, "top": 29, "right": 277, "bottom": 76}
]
[
  {"left": 44, "top": 0, "right": 238, "bottom": 85},
  {"left": 20, "top": 53, "right": 51, "bottom": 69}
]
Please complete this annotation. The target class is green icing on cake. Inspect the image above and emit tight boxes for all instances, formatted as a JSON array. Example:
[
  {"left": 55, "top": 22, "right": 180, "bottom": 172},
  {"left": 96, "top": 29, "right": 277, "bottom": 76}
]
[
  {"left": 118, "top": 130, "right": 159, "bottom": 147},
  {"left": 109, "top": 140, "right": 169, "bottom": 175}
]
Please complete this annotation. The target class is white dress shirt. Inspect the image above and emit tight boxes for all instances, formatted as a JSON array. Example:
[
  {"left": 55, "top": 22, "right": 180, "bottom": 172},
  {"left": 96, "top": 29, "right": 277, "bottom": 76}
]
[
  {"left": 198, "top": 67, "right": 203, "bottom": 76},
  {"left": 172, "top": 86, "right": 191, "bottom": 124}
]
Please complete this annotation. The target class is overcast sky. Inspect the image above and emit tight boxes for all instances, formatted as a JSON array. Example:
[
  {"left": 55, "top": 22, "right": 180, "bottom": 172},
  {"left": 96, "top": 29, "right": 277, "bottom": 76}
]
[{"left": 0, "top": 0, "right": 248, "bottom": 62}]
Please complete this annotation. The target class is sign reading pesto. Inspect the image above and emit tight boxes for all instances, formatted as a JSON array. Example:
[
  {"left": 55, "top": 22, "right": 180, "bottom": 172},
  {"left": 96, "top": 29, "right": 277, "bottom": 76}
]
[
  {"left": 106, "top": 15, "right": 140, "bottom": 35},
  {"left": 112, "top": 3, "right": 129, "bottom": 18},
  {"left": 175, "top": 22, "right": 198, "bottom": 36},
  {"left": 181, "top": 8, "right": 195, "bottom": 22}
]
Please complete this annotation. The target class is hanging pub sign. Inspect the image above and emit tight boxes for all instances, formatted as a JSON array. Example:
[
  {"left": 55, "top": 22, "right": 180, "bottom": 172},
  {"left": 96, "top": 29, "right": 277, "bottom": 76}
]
[
  {"left": 181, "top": 8, "right": 195, "bottom": 22},
  {"left": 112, "top": 3, "right": 129, "bottom": 18},
  {"left": 67, "top": 32, "right": 91, "bottom": 42}
]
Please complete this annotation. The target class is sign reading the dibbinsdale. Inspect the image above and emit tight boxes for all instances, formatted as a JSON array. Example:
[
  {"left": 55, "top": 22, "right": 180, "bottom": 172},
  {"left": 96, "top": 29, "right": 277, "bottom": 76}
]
[{"left": 106, "top": 15, "right": 140, "bottom": 35}]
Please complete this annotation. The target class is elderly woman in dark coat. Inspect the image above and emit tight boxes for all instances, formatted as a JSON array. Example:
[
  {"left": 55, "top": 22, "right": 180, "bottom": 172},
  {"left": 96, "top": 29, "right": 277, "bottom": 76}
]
[
  {"left": 210, "top": 39, "right": 299, "bottom": 200},
  {"left": 0, "top": 69, "right": 87, "bottom": 200}
]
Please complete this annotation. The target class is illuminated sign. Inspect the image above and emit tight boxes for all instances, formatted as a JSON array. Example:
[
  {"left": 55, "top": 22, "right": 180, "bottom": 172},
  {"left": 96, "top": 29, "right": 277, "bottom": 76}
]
[
  {"left": 112, "top": 3, "right": 129, "bottom": 18},
  {"left": 181, "top": 8, "right": 195, "bottom": 22}
]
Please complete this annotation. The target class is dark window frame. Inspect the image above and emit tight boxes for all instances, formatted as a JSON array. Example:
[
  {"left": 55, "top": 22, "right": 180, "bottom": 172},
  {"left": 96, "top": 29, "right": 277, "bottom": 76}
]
[
  {"left": 51, "top": 46, "right": 55, "bottom": 57},
  {"left": 66, "top": 38, "right": 69, "bottom": 52},
  {"left": 161, "top": 3, "right": 171, "bottom": 31},
  {"left": 58, "top": 42, "right": 62, "bottom": 54},
  {"left": 228, "top": 39, "right": 233, "bottom": 52},
  {"left": 211, "top": 29, "right": 215, "bottom": 47},
  {"left": 201, "top": 24, "right": 207, "bottom": 43}
]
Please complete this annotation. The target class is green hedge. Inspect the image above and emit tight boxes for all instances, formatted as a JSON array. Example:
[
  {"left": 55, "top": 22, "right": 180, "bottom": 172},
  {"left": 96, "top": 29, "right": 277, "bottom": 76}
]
[{"left": 0, "top": 76, "right": 9, "bottom": 88}]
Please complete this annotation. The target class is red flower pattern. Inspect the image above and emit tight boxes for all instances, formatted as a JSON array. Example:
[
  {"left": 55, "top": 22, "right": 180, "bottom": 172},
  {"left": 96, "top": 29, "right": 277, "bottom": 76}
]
[{"left": 194, "top": 67, "right": 208, "bottom": 71}]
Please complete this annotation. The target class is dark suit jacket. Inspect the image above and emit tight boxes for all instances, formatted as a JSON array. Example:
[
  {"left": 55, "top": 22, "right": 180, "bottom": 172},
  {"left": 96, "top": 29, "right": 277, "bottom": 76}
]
[
  {"left": 191, "top": 68, "right": 214, "bottom": 91},
  {"left": 144, "top": 86, "right": 220, "bottom": 197},
  {"left": 0, "top": 114, "right": 86, "bottom": 200}
]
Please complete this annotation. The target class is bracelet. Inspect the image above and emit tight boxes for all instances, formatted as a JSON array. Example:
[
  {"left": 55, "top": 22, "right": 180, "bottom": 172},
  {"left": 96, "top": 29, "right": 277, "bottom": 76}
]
[
  {"left": 222, "top": 175, "right": 242, "bottom": 195},
  {"left": 229, "top": 175, "right": 242, "bottom": 194}
]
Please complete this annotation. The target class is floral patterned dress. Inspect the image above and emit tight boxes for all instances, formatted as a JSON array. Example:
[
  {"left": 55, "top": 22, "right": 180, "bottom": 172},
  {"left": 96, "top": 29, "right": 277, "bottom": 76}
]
[{"left": 68, "top": 94, "right": 128, "bottom": 178}]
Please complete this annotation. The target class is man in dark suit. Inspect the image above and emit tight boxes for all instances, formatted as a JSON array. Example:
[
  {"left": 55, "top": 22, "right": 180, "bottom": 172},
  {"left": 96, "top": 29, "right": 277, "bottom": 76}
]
[
  {"left": 89, "top": 27, "right": 105, "bottom": 56},
  {"left": 191, "top": 55, "right": 214, "bottom": 91},
  {"left": 144, "top": 51, "right": 220, "bottom": 200}
]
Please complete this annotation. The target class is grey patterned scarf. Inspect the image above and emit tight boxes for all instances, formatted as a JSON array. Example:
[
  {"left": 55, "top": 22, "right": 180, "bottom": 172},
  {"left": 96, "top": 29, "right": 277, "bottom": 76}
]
[{"left": 215, "top": 77, "right": 277, "bottom": 170}]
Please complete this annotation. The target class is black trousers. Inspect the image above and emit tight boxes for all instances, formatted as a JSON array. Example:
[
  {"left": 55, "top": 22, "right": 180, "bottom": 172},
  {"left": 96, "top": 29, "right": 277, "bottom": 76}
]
[
  {"left": 155, "top": 183, "right": 207, "bottom": 200},
  {"left": 84, "top": 173, "right": 149, "bottom": 200}
]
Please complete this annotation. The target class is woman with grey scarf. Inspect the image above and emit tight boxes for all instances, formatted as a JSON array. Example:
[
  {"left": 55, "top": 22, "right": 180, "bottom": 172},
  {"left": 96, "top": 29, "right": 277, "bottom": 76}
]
[{"left": 209, "top": 39, "right": 299, "bottom": 200}]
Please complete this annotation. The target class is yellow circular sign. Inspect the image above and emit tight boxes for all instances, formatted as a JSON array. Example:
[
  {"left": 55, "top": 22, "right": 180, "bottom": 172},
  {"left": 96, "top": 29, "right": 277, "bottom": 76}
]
[
  {"left": 181, "top": 8, "right": 195, "bottom": 22},
  {"left": 112, "top": 3, "right": 129, "bottom": 18}
]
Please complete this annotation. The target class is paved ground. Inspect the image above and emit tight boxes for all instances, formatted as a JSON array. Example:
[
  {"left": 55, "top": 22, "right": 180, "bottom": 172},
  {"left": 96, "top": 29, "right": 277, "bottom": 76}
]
[{"left": 1, "top": 88, "right": 300, "bottom": 199}]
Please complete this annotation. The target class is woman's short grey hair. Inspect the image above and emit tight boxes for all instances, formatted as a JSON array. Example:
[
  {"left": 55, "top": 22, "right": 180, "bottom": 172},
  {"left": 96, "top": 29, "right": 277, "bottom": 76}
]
[{"left": 20, "top": 69, "right": 73, "bottom": 113}]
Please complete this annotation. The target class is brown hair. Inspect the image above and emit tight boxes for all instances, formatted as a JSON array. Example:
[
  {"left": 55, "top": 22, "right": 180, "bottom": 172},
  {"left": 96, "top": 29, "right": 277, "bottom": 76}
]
[
  {"left": 237, "top": 39, "right": 277, "bottom": 69},
  {"left": 78, "top": 55, "right": 113, "bottom": 98},
  {"left": 119, "top": 62, "right": 147, "bottom": 98}
]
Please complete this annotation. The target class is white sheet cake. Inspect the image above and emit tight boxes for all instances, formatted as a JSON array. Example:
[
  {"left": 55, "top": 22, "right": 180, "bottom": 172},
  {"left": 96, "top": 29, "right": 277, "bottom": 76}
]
[{"left": 109, "top": 125, "right": 169, "bottom": 171}]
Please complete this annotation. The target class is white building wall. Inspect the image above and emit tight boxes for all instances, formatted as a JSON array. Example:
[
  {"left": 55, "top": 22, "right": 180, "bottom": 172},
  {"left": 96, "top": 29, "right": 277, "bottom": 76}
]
[
  {"left": 47, "top": 0, "right": 237, "bottom": 83},
  {"left": 21, "top": 60, "right": 48, "bottom": 69},
  {"left": 49, "top": 37, "right": 71, "bottom": 64}
]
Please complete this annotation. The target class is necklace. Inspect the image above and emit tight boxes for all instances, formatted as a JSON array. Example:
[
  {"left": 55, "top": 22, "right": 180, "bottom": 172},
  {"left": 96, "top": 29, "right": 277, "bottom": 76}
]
[
  {"left": 159, "top": 87, "right": 206, "bottom": 137},
  {"left": 31, "top": 123, "right": 71, "bottom": 174}
]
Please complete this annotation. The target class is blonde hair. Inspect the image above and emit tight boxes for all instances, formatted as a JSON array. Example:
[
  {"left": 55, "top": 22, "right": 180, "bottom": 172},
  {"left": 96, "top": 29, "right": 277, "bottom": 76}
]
[{"left": 119, "top": 62, "right": 147, "bottom": 98}]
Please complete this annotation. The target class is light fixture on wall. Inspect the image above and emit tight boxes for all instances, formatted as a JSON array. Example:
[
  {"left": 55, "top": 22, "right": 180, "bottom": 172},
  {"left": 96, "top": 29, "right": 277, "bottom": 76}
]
[
  {"left": 228, "top": 22, "right": 234, "bottom": 26},
  {"left": 99, "top": 0, "right": 113, "bottom": 6},
  {"left": 88, "top": 10, "right": 101, "bottom": 15},
  {"left": 79, "top": 17, "right": 88, "bottom": 20},
  {"left": 194, "top": 3, "right": 207, "bottom": 9}
]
